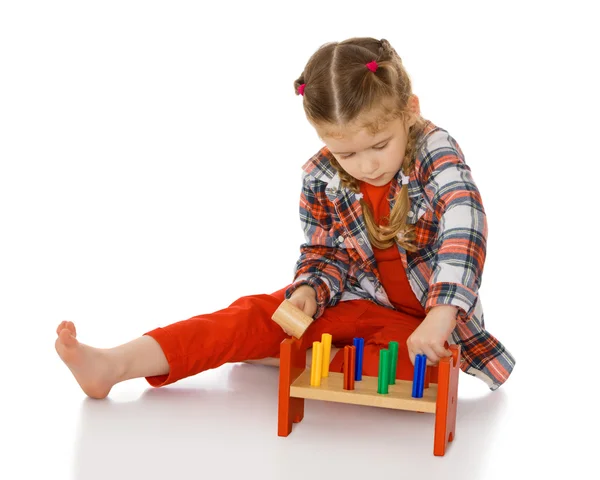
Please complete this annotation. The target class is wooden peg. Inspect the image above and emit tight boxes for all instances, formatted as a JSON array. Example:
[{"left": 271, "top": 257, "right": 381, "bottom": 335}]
[{"left": 271, "top": 299, "right": 314, "bottom": 338}]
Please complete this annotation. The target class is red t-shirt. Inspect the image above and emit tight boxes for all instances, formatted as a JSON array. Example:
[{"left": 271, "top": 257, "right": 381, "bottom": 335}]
[{"left": 359, "top": 180, "right": 426, "bottom": 318}]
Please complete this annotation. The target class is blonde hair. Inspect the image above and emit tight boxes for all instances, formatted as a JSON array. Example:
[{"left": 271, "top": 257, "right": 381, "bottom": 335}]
[{"left": 294, "top": 37, "right": 428, "bottom": 252}]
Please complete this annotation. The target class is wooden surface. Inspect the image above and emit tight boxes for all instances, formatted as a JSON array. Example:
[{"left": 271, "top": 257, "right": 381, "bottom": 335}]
[{"left": 290, "top": 370, "right": 437, "bottom": 413}]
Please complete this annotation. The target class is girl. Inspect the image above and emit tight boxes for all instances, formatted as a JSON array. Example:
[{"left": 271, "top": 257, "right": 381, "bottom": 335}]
[{"left": 55, "top": 37, "right": 515, "bottom": 399}]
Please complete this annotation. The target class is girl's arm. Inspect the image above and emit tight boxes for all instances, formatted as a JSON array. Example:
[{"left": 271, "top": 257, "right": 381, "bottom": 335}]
[
  {"left": 285, "top": 173, "right": 350, "bottom": 319},
  {"left": 415, "top": 131, "right": 487, "bottom": 323}
]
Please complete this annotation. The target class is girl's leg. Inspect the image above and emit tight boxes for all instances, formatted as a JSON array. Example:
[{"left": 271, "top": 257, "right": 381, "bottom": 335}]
[
  {"left": 247, "top": 297, "right": 372, "bottom": 368},
  {"left": 351, "top": 302, "right": 425, "bottom": 381},
  {"left": 143, "top": 291, "right": 370, "bottom": 388},
  {"left": 55, "top": 286, "right": 369, "bottom": 399},
  {"left": 142, "top": 289, "right": 291, "bottom": 388},
  {"left": 55, "top": 289, "right": 293, "bottom": 398},
  {"left": 240, "top": 299, "right": 425, "bottom": 380}
]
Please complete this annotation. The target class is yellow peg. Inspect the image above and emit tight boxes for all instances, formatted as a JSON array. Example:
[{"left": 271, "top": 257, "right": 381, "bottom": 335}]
[
  {"left": 321, "top": 333, "right": 332, "bottom": 377},
  {"left": 314, "top": 341, "right": 323, "bottom": 386},
  {"left": 310, "top": 341, "right": 320, "bottom": 386}
]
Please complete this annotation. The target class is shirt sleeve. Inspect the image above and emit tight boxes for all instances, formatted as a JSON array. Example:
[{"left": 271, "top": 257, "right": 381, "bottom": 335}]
[
  {"left": 415, "top": 133, "right": 487, "bottom": 322},
  {"left": 285, "top": 172, "right": 350, "bottom": 319}
]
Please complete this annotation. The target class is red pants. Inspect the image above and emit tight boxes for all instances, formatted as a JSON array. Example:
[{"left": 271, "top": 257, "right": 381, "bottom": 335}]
[{"left": 144, "top": 285, "right": 424, "bottom": 387}]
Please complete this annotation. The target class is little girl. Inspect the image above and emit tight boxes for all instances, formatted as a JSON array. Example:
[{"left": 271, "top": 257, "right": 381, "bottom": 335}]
[{"left": 55, "top": 37, "right": 515, "bottom": 398}]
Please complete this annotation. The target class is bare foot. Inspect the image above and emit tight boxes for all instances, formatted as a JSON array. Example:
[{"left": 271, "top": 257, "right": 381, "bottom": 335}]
[{"left": 55, "top": 321, "right": 119, "bottom": 399}]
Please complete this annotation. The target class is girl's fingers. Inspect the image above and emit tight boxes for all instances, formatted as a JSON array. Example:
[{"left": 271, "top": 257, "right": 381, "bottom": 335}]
[
  {"left": 431, "top": 342, "right": 452, "bottom": 361},
  {"left": 421, "top": 345, "right": 440, "bottom": 366},
  {"left": 288, "top": 297, "right": 304, "bottom": 312},
  {"left": 409, "top": 347, "right": 436, "bottom": 366},
  {"left": 408, "top": 341, "right": 450, "bottom": 366},
  {"left": 408, "top": 350, "right": 416, "bottom": 366}
]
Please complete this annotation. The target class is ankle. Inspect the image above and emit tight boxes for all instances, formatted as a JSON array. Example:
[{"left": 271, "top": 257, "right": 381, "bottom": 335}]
[
  {"left": 106, "top": 336, "right": 169, "bottom": 383},
  {"left": 104, "top": 348, "right": 129, "bottom": 384}
]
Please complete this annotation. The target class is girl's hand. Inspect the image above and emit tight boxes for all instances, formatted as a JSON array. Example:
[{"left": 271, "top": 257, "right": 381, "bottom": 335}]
[
  {"left": 287, "top": 285, "right": 318, "bottom": 318},
  {"left": 407, "top": 306, "right": 458, "bottom": 366}
]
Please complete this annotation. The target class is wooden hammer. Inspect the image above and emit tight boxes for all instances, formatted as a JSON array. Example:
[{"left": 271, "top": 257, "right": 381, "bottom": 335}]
[{"left": 271, "top": 299, "right": 314, "bottom": 338}]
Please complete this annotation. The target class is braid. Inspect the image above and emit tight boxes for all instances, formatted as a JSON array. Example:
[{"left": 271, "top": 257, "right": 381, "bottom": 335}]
[{"left": 327, "top": 118, "right": 428, "bottom": 252}]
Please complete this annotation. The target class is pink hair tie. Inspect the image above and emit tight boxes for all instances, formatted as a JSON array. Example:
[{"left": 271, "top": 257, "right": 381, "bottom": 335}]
[
  {"left": 298, "top": 83, "right": 306, "bottom": 95},
  {"left": 366, "top": 60, "right": 379, "bottom": 72}
]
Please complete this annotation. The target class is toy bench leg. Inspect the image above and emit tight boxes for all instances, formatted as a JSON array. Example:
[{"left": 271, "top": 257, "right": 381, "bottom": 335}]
[
  {"left": 278, "top": 337, "right": 306, "bottom": 436},
  {"left": 433, "top": 345, "right": 460, "bottom": 456}
]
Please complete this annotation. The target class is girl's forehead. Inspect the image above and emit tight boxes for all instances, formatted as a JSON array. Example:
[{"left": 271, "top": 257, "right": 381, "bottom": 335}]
[
  {"left": 322, "top": 126, "right": 382, "bottom": 142},
  {"left": 317, "top": 107, "right": 403, "bottom": 140},
  {"left": 318, "top": 115, "right": 403, "bottom": 142}
]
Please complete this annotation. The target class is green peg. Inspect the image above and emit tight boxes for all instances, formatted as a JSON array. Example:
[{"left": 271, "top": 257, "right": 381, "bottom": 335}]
[
  {"left": 377, "top": 349, "right": 389, "bottom": 394},
  {"left": 388, "top": 341, "right": 399, "bottom": 385}
]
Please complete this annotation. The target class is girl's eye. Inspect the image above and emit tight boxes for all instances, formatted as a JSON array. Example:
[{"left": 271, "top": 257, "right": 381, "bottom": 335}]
[{"left": 340, "top": 144, "right": 387, "bottom": 160}]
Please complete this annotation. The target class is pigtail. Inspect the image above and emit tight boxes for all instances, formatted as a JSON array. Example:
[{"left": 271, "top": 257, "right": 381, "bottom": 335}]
[
  {"left": 326, "top": 118, "right": 426, "bottom": 253},
  {"left": 361, "top": 118, "right": 427, "bottom": 253},
  {"left": 294, "top": 75, "right": 305, "bottom": 96}
]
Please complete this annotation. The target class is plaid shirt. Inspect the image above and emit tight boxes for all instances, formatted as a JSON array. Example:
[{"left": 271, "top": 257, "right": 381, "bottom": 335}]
[{"left": 285, "top": 121, "right": 515, "bottom": 390}]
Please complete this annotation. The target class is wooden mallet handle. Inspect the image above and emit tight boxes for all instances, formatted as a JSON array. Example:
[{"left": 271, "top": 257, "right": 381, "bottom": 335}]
[{"left": 271, "top": 299, "right": 314, "bottom": 338}]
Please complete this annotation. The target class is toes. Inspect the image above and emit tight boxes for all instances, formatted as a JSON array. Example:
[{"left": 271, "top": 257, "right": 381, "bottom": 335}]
[
  {"left": 56, "top": 321, "right": 67, "bottom": 335},
  {"left": 58, "top": 328, "right": 77, "bottom": 347},
  {"left": 57, "top": 321, "right": 77, "bottom": 337},
  {"left": 68, "top": 321, "right": 77, "bottom": 337}
]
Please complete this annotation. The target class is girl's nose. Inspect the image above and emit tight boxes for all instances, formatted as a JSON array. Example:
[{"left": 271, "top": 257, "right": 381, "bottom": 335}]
[{"left": 360, "top": 158, "right": 378, "bottom": 175}]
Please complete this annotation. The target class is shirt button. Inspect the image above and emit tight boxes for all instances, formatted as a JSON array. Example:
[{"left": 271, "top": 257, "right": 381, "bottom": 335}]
[
  {"left": 357, "top": 238, "right": 365, "bottom": 245},
  {"left": 407, "top": 211, "right": 414, "bottom": 217},
  {"left": 337, "top": 235, "right": 344, "bottom": 243}
]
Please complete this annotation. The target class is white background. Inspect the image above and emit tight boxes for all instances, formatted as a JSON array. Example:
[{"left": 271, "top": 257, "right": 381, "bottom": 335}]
[{"left": 1, "top": 1, "right": 598, "bottom": 478}]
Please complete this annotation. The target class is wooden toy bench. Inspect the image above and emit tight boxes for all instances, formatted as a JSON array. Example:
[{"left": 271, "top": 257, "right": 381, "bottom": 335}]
[{"left": 276, "top": 336, "right": 460, "bottom": 456}]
